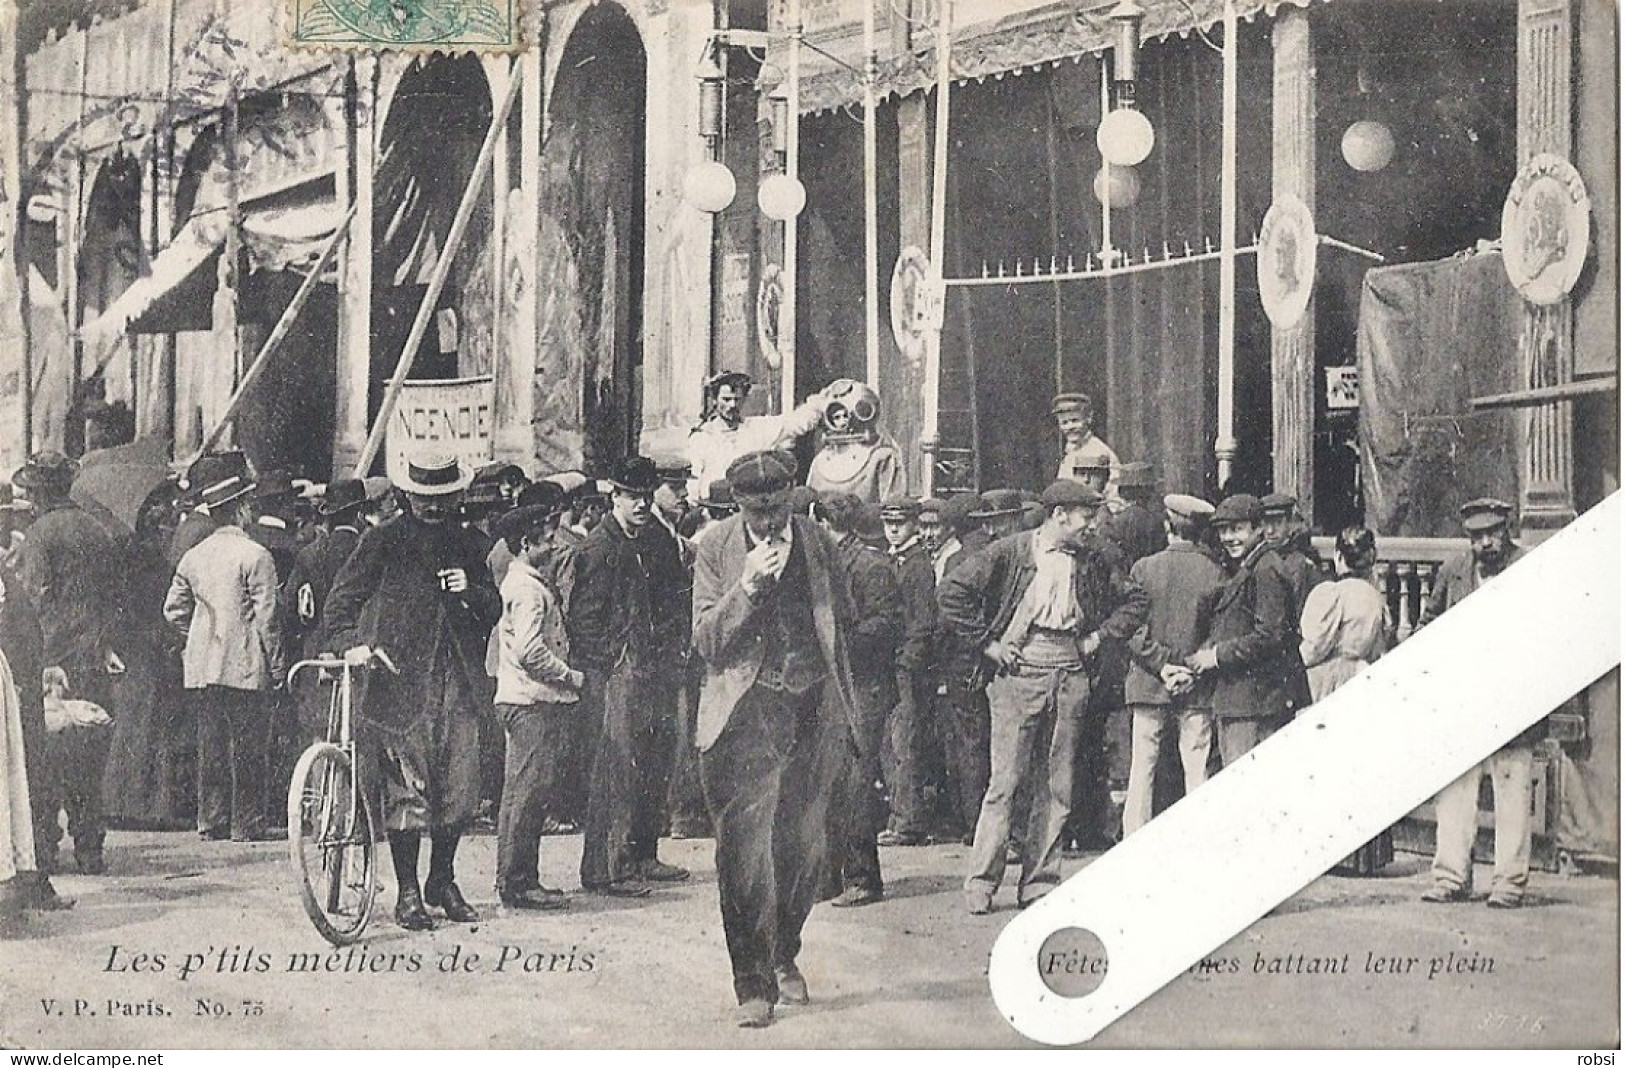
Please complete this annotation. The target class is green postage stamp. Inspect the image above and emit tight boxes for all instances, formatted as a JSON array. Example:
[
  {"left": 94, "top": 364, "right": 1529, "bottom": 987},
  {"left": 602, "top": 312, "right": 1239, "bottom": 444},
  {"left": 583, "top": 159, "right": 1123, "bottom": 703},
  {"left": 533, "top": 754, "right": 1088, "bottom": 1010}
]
[{"left": 290, "top": 0, "right": 521, "bottom": 50}]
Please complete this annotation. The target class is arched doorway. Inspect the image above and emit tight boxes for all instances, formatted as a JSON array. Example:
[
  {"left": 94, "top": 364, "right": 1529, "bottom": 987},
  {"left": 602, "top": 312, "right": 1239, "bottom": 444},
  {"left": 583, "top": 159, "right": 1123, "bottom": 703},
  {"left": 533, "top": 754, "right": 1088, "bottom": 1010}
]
[
  {"left": 75, "top": 152, "right": 143, "bottom": 455},
  {"left": 372, "top": 54, "right": 496, "bottom": 426},
  {"left": 541, "top": 1, "right": 647, "bottom": 470}
]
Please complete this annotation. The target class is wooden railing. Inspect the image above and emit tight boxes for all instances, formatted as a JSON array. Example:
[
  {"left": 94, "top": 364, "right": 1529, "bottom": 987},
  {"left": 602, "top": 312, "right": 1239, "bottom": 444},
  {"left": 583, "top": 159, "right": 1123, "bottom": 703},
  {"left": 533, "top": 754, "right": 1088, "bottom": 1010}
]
[{"left": 1310, "top": 535, "right": 1467, "bottom": 642}]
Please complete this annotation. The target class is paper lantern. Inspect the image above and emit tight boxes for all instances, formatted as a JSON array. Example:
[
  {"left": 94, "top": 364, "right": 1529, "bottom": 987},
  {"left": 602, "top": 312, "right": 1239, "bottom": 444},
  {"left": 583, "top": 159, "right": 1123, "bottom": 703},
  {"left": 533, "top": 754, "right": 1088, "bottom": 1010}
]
[
  {"left": 757, "top": 173, "right": 808, "bottom": 221},
  {"left": 1092, "top": 165, "right": 1140, "bottom": 210},
  {"left": 1097, "top": 108, "right": 1155, "bottom": 168},
  {"left": 1341, "top": 120, "right": 1396, "bottom": 173},
  {"left": 683, "top": 160, "right": 737, "bottom": 213}
]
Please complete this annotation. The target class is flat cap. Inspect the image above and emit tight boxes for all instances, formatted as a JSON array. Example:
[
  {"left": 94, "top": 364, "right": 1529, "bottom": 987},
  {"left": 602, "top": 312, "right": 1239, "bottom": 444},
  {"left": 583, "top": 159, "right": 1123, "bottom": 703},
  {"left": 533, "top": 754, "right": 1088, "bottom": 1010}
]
[
  {"left": 726, "top": 450, "right": 797, "bottom": 497},
  {"left": 1163, "top": 493, "right": 1216, "bottom": 522},
  {"left": 968, "top": 489, "right": 1026, "bottom": 519},
  {"left": 1050, "top": 392, "right": 1094, "bottom": 416},
  {"left": 516, "top": 480, "right": 565, "bottom": 513},
  {"left": 1117, "top": 461, "right": 1156, "bottom": 489},
  {"left": 1039, "top": 479, "right": 1106, "bottom": 510},
  {"left": 652, "top": 456, "right": 693, "bottom": 482},
  {"left": 879, "top": 495, "right": 921, "bottom": 521},
  {"left": 1211, "top": 494, "right": 1265, "bottom": 525},
  {"left": 494, "top": 504, "right": 554, "bottom": 547},
  {"left": 1460, "top": 497, "right": 1514, "bottom": 531},
  {"left": 1260, "top": 492, "right": 1299, "bottom": 516},
  {"left": 917, "top": 496, "right": 948, "bottom": 519}
]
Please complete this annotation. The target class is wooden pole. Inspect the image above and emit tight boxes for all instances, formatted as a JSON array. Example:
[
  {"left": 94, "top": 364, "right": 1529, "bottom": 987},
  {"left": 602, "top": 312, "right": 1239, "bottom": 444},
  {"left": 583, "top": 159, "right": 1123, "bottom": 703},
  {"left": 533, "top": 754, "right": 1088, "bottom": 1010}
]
[
  {"left": 188, "top": 203, "right": 357, "bottom": 464},
  {"left": 862, "top": 0, "right": 880, "bottom": 388},
  {"left": 781, "top": 0, "right": 802, "bottom": 415},
  {"left": 919, "top": 0, "right": 951, "bottom": 494},
  {"left": 1216, "top": 0, "right": 1239, "bottom": 490},
  {"left": 354, "top": 64, "right": 523, "bottom": 477}
]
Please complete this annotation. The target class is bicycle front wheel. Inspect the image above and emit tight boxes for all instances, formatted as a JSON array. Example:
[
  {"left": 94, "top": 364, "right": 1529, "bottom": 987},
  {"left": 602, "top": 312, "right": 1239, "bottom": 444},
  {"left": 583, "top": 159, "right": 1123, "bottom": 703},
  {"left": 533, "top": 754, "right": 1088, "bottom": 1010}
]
[{"left": 287, "top": 742, "right": 378, "bottom": 945}]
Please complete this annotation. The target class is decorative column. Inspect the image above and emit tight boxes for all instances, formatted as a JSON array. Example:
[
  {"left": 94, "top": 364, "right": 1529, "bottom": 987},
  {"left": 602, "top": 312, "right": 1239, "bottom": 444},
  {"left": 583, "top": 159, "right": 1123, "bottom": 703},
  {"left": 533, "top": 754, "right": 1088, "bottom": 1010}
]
[
  {"left": 1516, "top": 0, "right": 1577, "bottom": 535},
  {"left": 1270, "top": 8, "right": 1315, "bottom": 512}
]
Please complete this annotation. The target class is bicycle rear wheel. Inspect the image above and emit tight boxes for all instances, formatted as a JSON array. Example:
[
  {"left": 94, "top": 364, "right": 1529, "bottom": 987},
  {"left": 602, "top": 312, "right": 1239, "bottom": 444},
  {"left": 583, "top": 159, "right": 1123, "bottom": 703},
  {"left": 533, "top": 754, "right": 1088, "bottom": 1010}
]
[{"left": 287, "top": 742, "right": 378, "bottom": 945}]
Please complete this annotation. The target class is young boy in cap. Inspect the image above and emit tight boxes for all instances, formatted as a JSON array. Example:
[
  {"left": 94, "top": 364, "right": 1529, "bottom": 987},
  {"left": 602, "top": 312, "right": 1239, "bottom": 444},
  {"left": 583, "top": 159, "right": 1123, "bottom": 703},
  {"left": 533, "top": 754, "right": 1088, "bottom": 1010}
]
[
  {"left": 1121, "top": 494, "right": 1225, "bottom": 835},
  {"left": 1418, "top": 497, "right": 1534, "bottom": 908},
  {"left": 1185, "top": 494, "right": 1311, "bottom": 766},
  {"left": 491, "top": 503, "right": 583, "bottom": 910},
  {"left": 876, "top": 495, "right": 940, "bottom": 846},
  {"left": 938, "top": 480, "right": 1147, "bottom": 914},
  {"left": 1052, "top": 393, "right": 1121, "bottom": 491},
  {"left": 1260, "top": 492, "right": 1323, "bottom": 618}
]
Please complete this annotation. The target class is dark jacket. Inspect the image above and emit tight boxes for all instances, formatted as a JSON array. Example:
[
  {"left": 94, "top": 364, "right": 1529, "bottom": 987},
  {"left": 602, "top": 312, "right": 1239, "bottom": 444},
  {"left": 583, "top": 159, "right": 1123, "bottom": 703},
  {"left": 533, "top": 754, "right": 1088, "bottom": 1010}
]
[
  {"left": 1124, "top": 542, "right": 1226, "bottom": 707},
  {"left": 837, "top": 535, "right": 903, "bottom": 683},
  {"left": 288, "top": 525, "right": 362, "bottom": 656},
  {"left": 322, "top": 511, "right": 501, "bottom": 730},
  {"left": 1198, "top": 541, "right": 1311, "bottom": 721},
  {"left": 887, "top": 539, "right": 937, "bottom": 673},
  {"left": 936, "top": 528, "right": 1148, "bottom": 683},
  {"left": 15, "top": 499, "right": 124, "bottom": 680},
  {"left": 167, "top": 510, "right": 217, "bottom": 571},
  {"left": 567, "top": 515, "right": 690, "bottom": 673},
  {"left": 1106, "top": 502, "right": 1169, "bottom": 569},
  {"left": 1273, "top": 531, "right": 1325, "bottom": 620}
]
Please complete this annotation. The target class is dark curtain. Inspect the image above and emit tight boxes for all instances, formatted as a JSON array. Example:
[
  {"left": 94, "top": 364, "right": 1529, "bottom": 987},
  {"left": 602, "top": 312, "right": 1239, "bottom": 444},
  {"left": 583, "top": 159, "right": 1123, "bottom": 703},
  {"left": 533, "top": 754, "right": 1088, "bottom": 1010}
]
[
  {"left": 539, "top": 1, "right": 647, "bottom": 471},
  {"left": 1356, "top": 252, "right": 1522, "bottom": 537},
  {"left": 938, "top": 28, "right": 1273, "bottom": 496}
]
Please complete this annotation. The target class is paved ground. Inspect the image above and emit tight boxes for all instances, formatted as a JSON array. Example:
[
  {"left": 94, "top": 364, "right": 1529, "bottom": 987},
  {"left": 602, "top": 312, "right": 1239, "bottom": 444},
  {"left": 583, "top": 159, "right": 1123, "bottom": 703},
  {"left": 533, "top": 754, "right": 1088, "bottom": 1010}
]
[{"left": 0, "top": 830, "right": 1617, "bottom": 1049}]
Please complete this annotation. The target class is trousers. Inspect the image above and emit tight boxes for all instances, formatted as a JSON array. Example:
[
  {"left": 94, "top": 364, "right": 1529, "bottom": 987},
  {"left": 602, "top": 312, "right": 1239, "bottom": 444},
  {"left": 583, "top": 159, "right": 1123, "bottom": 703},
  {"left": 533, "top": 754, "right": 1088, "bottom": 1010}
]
[
  {"left": 1430, "top": 744, "right": 1534, "bottom": 899},
  {"left": 837, "top": 672, "right": 896, "bottom": 894},
  {"left": 700, "top": 684, "right": 843, "bottom": 1006},
  {"left": 965, "top": 665, "right": 1089, "bottom": 901},
  {"left": 1122, "top": 703, "right": 1213, "bottom": 836},
  {"left": 627, "top": 664, "right": 680, "bottom": 866},
  {"left": 494, "top": 700, "right": 574, "bottom": 894},
  {"left": 195, "top": 685, "right": 269, "bottom": 840},
  {"left": 939, "top": 675, "right": 991, "bottom": 837}
]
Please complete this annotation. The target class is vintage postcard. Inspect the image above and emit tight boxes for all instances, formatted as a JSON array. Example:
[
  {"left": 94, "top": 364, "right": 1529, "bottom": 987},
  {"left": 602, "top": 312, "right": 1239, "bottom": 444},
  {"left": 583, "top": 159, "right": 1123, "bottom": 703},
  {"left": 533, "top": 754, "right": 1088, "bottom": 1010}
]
[{"left": 0, "top": 0, "right": 1617, "bottom": 1051}]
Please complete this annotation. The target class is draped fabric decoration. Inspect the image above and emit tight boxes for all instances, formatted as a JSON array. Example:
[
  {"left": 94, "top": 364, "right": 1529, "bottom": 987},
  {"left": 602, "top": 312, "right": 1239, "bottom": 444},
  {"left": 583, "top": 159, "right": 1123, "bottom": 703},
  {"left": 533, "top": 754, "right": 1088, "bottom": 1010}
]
[{"left": 1355, "top": 252, "right": 1523, "bottom": 537}]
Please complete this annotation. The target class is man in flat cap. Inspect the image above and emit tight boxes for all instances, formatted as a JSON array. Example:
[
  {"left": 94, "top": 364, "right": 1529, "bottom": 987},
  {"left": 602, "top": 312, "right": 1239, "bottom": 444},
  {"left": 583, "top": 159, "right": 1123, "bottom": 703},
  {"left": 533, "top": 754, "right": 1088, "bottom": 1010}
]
[
  {"left": 875, "top": 495, "right": 940, "bottom": 846},
  {"left": 939, "top": 480, "right": 1147, "bottom": 914},
  {"left": 1121, "top": 494, "right": 1226, "bottom": 836},
  {"left": 1419, "top": 497, "right": 1535, "bottom": 909},
  {"left": 13, "top": 451, "right": 125, "bottom": 875},
  {"left": 1185, "top": 494, "right": 1311, "bottom": 766},
  {"left": 687, "top": 371, "right": 834, "bottom": 501},
  {"left": 1052, "top": 393, "right": 1120, "bottom": 492},
  {"left": 323, "top": 452, "right": 502, "bottom": 930},
  {"left": 691, "top": 449, "right": 862, "bottom": 1026},
  {"left": 567, "top": 456, "right": 691, "bottom": 896},
  {"left": 1261, "top": 492, "right": 1324, "bottom": 619},
  {"left": 1106, "top": 462, "right": 1169, "bottom": 567}
]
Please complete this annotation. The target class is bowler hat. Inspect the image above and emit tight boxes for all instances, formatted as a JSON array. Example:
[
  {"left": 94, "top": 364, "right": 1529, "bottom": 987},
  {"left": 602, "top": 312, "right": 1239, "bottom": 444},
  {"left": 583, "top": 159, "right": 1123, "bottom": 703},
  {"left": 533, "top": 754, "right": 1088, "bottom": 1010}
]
[
  {"left": 940, "top": 493, "right": 978, "bottom": 534},
  {"left": 473, "top": 461, "right": 525, "bottom": 487},
  {"left": 1039, "top": 479, "right": 1105, "bottom": 510},
  {"left": 699, "top": 480, "right": 738, "bottom": 514},
  {"left": 726, "top": 450, "right": 797, "bottom": 498},
  {"left": 1211, "top": 494, "right": 1266, "bottom": 526},
  {"left": 516, "top": 480, "right": 565, "bottom": 514},
  {"left": 319, "top": 479, "right": 368, "bottom": 516},
  {"left": 968, "top": 489, "right": 1025, "bottom": 520},
  {"left": 1050, "top": 392, "right": 1093, "bottom": 416},
  {"left": 608, "top": 456, "right": 661, "bottom": 494},
  {"left": 1460, "top": 497, "right": 1514, "bottom": 532},
  {"left": 394, "top": 453, "right": 473, "bottom": 497},
  {"left": 878, "top": 495, "right": 921, "bottom": 521},
  {"left": 13, "top": 451, "right": 78, "bottom": 493}
]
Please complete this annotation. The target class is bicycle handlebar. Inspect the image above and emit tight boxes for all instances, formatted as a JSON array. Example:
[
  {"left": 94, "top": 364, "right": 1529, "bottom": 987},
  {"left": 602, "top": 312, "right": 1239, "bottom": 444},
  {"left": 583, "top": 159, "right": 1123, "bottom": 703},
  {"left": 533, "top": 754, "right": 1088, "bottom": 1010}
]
[{"left": 289, "top": 649, "right": 400, "bottom": 686}]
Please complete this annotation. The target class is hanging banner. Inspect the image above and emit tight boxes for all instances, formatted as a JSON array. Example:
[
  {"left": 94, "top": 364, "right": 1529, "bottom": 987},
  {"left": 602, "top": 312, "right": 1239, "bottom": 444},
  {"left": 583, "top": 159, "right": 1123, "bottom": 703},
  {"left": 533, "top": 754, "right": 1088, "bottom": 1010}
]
[{"left": 385, "top": 375, "right": 494, "bottom": 481}]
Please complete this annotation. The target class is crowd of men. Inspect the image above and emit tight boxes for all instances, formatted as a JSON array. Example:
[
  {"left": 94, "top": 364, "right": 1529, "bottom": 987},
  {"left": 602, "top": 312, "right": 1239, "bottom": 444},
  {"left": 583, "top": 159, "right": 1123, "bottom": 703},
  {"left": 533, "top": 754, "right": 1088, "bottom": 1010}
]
[{"left": 0, "top": 373, "right": 1542, "bottom": 1029}]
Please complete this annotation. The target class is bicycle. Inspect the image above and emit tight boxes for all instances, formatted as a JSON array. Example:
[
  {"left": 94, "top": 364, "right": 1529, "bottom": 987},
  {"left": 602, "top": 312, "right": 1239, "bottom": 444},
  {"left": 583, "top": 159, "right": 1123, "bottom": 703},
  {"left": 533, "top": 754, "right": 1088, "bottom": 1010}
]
[{"left": 286, "top": 649, "right": 396, "bottom": 945}]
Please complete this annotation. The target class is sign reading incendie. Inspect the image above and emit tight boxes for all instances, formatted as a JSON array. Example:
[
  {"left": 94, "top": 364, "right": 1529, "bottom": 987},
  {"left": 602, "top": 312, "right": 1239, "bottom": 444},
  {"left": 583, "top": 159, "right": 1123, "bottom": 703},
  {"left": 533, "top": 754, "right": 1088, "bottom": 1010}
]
[{"left": 385, "top": 376, "right": 494, "bottom": 481}]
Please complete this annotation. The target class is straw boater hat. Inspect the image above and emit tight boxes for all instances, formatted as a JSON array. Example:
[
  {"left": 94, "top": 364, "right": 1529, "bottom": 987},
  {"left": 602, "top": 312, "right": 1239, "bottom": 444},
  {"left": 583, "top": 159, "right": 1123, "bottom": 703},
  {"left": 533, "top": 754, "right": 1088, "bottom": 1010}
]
[{"left": 394, "top": 453, "right": 473, "bottom": 496}]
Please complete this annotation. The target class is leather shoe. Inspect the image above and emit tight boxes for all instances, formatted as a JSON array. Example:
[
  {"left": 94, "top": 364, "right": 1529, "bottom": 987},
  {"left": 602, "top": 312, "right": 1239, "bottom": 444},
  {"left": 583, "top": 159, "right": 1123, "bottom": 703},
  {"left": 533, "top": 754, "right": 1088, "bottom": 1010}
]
[
  {"left": 966, "top": 888, "right": 994, "bottom": 916},
  {"left": 27, "top": 877, "right": 73, "bottom": 912},
  {"left": 424, "top": 881, "right": 480, "bottom": 922},
  {"left": 1421, "top": 884, "right": 1472, "bottom": 904},
  {"left": 830, "top": 885, "right": 882, "bottom": 908},
  {"left": 583, "top": 881, "right": 651, "bottom": 898},
  {"left": 1486, "top": 892, "right": 1523, "bottom": 909},
  {"left": 501, "top": 888, "right": 569, "bottom": 911},
  {"left": 637, "top": 859, "right": 690, "bottom": 883},
  {"left": 395, "top": 885, "right": 436, "bottom": 931},
  {"left": 735, "top": 998, "right": 775, "bottom": 1028},
  {"left": 775, "top": 964, "right": 809, "bottom": 1005}
]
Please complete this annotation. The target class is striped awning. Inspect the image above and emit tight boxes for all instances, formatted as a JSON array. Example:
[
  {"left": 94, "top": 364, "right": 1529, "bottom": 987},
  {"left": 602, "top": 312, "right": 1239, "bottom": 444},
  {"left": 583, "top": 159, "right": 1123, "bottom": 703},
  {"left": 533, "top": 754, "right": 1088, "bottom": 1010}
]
[{"left": 794, "top": 0, "right": 1328, "bottom": 114}]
